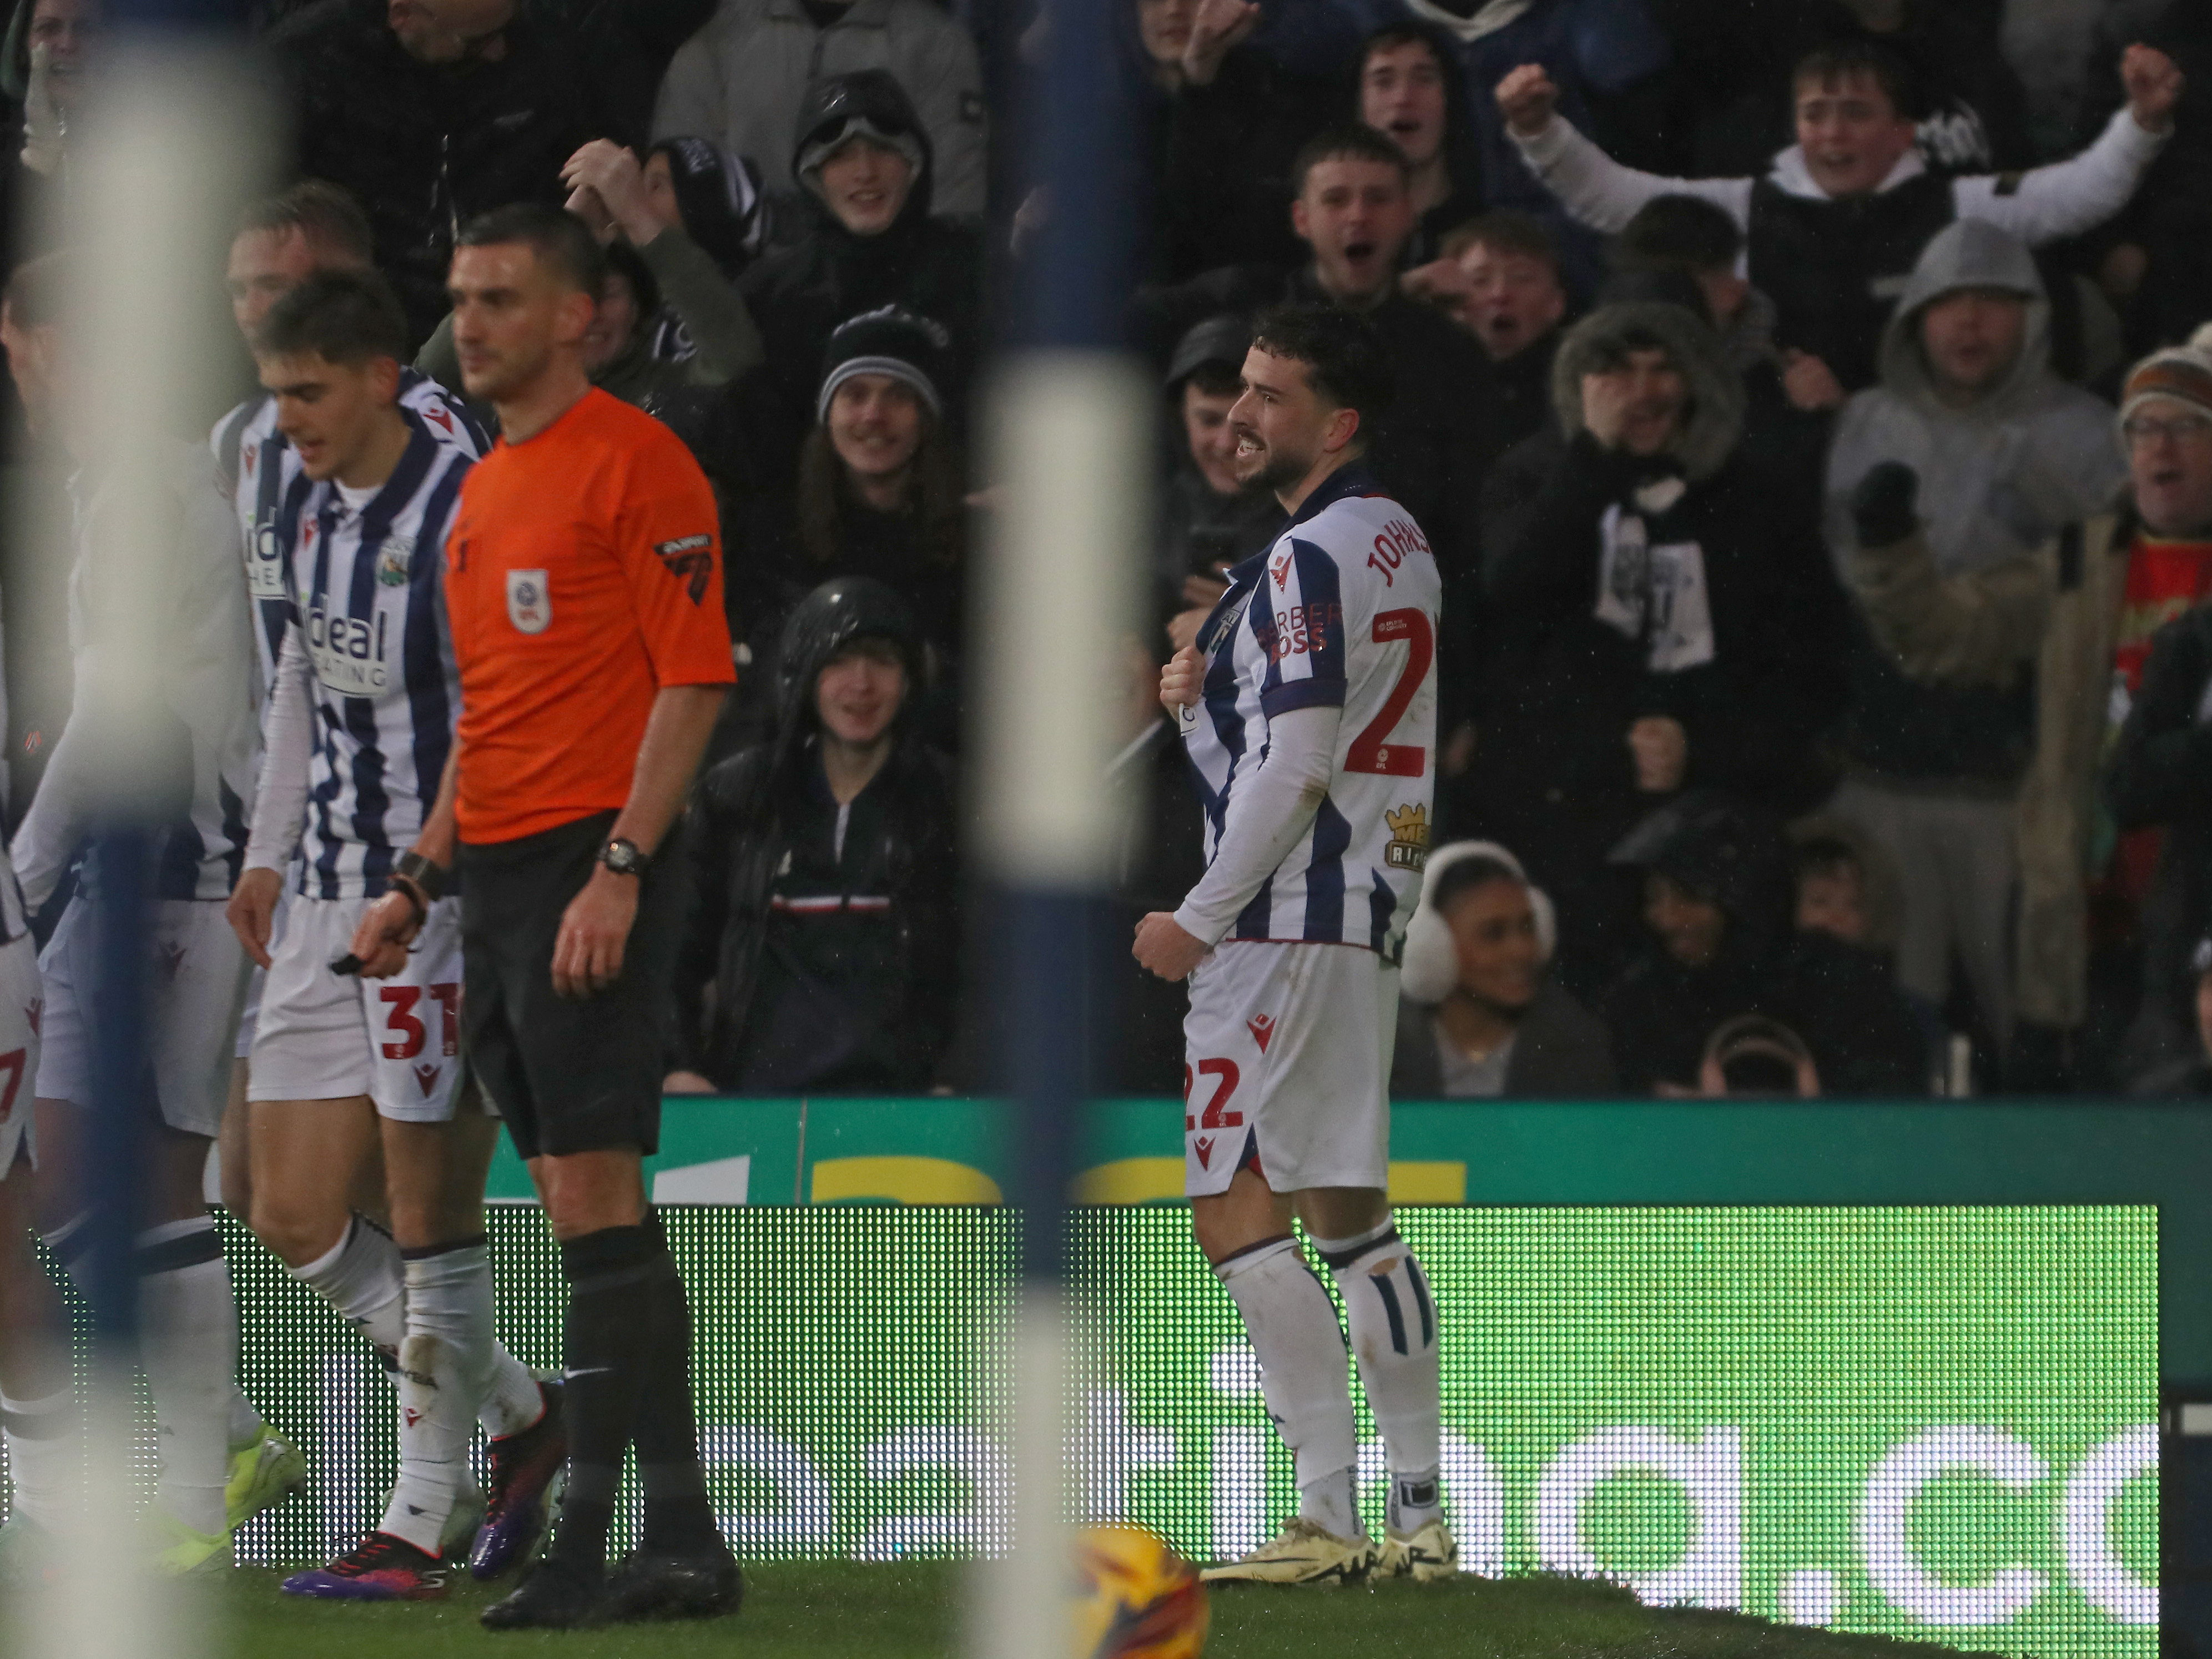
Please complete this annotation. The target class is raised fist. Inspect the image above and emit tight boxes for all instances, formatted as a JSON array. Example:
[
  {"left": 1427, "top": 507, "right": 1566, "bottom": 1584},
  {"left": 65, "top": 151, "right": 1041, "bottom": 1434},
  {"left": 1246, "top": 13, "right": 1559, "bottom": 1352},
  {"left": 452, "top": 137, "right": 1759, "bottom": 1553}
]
[
  {"left": 1495, "top": 64, "right": 1559, "bottom": 139},
  {"left": 2122, "top": 43, "right": 2185, "bottom": 133}
]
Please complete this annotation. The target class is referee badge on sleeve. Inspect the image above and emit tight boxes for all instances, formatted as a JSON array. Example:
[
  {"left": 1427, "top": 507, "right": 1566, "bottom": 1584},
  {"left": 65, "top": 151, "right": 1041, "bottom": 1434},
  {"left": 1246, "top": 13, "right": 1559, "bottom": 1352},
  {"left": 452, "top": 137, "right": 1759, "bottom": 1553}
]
[{"left": 506, "top": 569, "right": 552, "bottom": 634}]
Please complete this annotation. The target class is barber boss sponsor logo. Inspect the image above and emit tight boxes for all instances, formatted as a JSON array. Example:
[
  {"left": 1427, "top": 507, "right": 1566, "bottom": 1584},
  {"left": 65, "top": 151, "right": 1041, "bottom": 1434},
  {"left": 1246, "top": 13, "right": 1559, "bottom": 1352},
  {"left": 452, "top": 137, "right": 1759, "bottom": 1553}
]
[
  {"left": 506, "top": 568, "right": 552, "bottom": 634},
  {"left": 304, "top": 604, "right": 392, "bottom": 697},
  {"left": 1256, "top": 601, "right": 1342, "bottom": 662}
]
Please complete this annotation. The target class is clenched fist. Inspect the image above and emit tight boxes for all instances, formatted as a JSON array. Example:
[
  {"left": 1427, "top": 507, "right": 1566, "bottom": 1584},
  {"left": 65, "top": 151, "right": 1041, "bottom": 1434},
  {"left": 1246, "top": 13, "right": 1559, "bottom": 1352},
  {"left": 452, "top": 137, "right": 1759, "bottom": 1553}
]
[
  {"left": 1160, "top": 644, "right": 1204, "bottom": 714},
  {"left": 2123, "top": 43, "right": 2185, "bottom": 133},
  {"left": 1494, "top": 64, "right": 1559, "bottom": 138}
]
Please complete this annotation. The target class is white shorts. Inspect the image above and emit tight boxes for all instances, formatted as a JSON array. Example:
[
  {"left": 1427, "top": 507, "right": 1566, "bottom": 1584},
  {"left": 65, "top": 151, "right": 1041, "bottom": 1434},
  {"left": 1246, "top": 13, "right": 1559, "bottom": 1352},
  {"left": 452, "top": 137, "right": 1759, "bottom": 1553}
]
[
  {"left": 1181, "top": 940, "right": 1398, "bottom": 1198},
  {"left": 233, "top": 889, "right": 291, "bottom": 1060},
  {"left": 249, "top": 893, "right": 468, "bottom": 1122},
  {"left": 37, "top": 896, "right": 250, "bottom": 1139},
  {"left": 0, "top": 931, "right": 43, "bottom": 1173}
]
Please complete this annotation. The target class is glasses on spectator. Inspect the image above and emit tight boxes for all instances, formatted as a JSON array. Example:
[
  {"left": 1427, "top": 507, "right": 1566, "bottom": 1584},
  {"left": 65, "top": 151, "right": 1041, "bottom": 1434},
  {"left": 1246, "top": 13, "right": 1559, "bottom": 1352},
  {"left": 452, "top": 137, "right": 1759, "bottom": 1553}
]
[{"left": 2123, "top": 413, "right": 2212, "bottom": 447}]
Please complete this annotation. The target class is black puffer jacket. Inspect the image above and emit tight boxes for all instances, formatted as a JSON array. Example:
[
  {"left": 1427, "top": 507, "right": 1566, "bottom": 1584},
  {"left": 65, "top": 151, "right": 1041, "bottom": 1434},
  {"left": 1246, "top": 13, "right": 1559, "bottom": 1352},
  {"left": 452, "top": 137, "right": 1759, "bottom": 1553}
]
[
  {"left": 737, "top": 72, "right": 984, "bottom": 452},
  {"left": 671, "top": 607, "right": 960, "bottom": 1092},
  {"left": 268, "top": 0, "right": 657, "bottom": 345}
]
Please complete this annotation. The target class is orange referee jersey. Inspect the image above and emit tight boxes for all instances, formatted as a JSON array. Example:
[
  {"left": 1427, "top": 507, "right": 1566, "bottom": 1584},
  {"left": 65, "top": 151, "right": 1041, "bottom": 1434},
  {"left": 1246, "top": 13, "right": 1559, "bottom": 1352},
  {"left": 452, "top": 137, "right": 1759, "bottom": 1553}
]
[{"left": 445, "top": 388, "right": 734, "bottom": 844}]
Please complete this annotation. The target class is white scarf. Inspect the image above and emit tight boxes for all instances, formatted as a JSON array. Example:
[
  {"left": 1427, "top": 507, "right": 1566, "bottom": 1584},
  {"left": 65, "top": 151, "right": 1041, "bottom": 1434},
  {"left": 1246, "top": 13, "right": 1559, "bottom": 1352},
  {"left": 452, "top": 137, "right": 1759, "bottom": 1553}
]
[{"left": 1397, "top": 0, "right": 1537, "bottom": 44}]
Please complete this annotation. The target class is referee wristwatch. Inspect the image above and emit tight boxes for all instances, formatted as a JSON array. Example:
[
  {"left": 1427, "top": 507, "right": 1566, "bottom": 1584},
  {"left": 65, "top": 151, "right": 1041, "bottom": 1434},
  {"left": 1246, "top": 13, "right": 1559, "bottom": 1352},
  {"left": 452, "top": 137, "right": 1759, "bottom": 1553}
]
[{"left": 599, "top": 837, "right": 652, "bottom": 878}]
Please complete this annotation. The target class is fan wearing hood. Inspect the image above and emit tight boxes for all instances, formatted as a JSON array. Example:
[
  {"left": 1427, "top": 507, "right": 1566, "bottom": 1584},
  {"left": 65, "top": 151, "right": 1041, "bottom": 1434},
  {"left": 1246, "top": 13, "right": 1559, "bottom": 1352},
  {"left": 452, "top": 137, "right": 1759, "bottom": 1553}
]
[
  {"left": 1467, "top": 296, "right": 1849, "bottom": 990},
  {"left": 738, "top": 70, "right": 983, "bottom": 466},
  {"left": 1388, "top": 841, "right": 1616, "bottom": 1098},
  {"left": 650, "top": 0, "right": 985, "bottom": 217},
  {"left": 1601, "top": 794, "right": 1927, "bottom": 1095},
  {"left": 668, "top": 577, "right": 960, "bottom": 1095},
  {"left": 1823, "top": 218, "right": 2124, "bottom": 1061}
]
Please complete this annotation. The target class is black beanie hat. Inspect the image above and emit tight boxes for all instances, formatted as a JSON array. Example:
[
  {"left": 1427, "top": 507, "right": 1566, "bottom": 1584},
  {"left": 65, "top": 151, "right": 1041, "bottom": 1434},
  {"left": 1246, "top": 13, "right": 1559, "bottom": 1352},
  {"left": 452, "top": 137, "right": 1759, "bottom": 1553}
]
[
  {"left": 817, "top": 306, "right": 953, "bottom": 425},
  {"left": 649, "top": 137, "right": 772, "bottom": 276}
]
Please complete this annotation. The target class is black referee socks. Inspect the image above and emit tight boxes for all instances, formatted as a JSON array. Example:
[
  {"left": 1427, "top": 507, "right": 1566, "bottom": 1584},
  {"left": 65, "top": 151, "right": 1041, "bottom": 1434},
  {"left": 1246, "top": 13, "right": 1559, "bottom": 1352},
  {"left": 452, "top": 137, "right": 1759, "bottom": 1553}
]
[
  {"left": 634, "top": 1213, "right": 719, "bottom": 1552},
  {"left": 547, "top": 1218, "right": 718, "bottom": 1570},
  {"left": 548, "top": 1223, "right": 660, "bottom": 1571}
]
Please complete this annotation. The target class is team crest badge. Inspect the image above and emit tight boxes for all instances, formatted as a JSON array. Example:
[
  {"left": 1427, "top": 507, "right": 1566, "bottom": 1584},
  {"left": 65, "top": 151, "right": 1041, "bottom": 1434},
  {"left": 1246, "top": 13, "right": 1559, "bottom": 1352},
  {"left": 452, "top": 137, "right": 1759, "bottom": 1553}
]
[
  {"left": 1384, "top": 804, "right": 1430, "bottom": 871},
  {"left": 375, "top": 537, "right": 414, "bottom": 587},
  {"left": 506, "top": 569, "right": 552, "bottom": 634}
]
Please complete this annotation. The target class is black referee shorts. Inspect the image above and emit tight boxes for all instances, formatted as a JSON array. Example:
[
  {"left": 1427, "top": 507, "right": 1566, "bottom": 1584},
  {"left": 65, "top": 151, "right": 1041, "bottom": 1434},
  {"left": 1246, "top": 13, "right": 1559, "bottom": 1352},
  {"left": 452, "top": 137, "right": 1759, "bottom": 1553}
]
[{"left": 457, "top": 809, "right": 686, "bottom": 1162}]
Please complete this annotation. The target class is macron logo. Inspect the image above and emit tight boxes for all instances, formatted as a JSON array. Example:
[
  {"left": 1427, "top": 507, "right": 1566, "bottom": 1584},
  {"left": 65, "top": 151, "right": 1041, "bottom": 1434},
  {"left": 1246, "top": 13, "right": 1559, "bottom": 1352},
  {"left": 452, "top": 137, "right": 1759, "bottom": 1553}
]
[
  {"left": 1247, "top": 1013, "right": 1276, "bottom": 1053},
  {"left": 414, "top": 1064, "right": 441, "bottom": 1098},
  {"left": 1271, "top": 552, "right": 1292, "bottom": 589},
  {"left": 423, "top": 405, "right": 453, "bottom": 434},
  {"left": 1193, "top": 1136, "right": 1215, "bottom": 1169}
]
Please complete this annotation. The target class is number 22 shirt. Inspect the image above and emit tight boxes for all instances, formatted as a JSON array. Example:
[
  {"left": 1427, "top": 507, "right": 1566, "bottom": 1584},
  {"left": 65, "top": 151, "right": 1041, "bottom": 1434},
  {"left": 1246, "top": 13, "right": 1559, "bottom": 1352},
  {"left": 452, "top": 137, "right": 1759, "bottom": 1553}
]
[{"left": 1178, "top": 465, "right": 1440, "bottom": 957}]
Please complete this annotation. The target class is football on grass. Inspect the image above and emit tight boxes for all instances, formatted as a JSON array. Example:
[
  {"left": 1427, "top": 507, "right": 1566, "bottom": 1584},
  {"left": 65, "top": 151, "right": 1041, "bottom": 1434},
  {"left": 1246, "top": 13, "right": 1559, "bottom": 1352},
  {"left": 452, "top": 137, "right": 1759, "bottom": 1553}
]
[{"left": 1073, "top": 1524, "right": 1208, "bottom": 1658}]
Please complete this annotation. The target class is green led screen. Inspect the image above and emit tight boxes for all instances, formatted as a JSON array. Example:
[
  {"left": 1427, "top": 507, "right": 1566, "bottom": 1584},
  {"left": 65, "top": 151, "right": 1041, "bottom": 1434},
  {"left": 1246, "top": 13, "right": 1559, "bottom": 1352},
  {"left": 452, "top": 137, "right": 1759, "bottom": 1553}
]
[{"left": 1, "top": 1204, "right": 2155, "bottom": 1658}]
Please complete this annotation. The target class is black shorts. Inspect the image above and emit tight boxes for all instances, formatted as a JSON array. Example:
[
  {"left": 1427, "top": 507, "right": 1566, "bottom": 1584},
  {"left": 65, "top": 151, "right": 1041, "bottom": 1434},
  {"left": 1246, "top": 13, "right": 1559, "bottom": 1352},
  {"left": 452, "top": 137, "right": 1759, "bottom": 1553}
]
[{"left": 457, "top": 809, "right": 686, "bottom": 1162}]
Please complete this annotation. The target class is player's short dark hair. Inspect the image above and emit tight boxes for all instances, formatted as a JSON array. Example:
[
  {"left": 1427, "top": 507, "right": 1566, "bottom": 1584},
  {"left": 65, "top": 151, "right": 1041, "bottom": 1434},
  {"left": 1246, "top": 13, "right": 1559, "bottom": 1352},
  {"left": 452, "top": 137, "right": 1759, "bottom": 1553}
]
[
  {"left": 1249, "top": 303, "right": 1395, "bottom": 429},
  {"left": 1791, "top": 38, "right": 1915, "bottom": 119},
  {"left": 235, "top": 180, "right": 374, "bottom": 267},
  {"left": 1292, "top": 123, "right": 1410, "bottom": 196},
  {"left": 254, "top": 266, "right": 410, "bottom": 366},
  {"left": 2, "top": 250, "right": 68, "bottom": 329},
  {"left": 454, "top": 204, "right": 608, "bottom": 298},
  {"left": 1440, "top": 209, "right": 1559, "bottom": 272},
  {"left": 1614, "top": 194, "right": 1743, "bottom": 275}
]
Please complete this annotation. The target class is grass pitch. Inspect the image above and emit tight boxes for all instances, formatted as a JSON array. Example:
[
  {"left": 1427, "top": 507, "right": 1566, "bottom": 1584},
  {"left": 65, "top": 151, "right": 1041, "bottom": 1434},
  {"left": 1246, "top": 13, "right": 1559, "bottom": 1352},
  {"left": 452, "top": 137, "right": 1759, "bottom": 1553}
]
[{"left": 172, "top": 1562, "right": 1982, "bottom": 1659}]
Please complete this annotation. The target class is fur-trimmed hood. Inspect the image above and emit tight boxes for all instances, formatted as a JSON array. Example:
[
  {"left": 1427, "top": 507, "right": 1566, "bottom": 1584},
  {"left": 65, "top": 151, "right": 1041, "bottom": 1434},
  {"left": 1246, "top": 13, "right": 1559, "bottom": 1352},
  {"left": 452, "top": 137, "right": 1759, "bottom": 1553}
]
[{"left": 1549, "top": 300, "right": 1745, "bottom": 482}]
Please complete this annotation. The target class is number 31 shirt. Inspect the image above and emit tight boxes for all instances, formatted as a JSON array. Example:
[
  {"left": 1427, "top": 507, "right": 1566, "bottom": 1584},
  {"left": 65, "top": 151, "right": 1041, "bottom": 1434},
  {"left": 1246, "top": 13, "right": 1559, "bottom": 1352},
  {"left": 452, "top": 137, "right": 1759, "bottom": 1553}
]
[{"left": 1178, "top": 465, "right": 1441, "bottom": 957}]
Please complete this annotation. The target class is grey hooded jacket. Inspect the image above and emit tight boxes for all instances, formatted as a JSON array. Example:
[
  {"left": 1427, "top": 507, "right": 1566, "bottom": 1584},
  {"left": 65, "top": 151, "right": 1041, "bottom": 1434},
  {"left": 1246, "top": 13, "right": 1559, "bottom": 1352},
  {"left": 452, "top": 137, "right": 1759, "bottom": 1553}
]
[{"left": 1823, "top": 218, "right": 2125, "bottom": 785}]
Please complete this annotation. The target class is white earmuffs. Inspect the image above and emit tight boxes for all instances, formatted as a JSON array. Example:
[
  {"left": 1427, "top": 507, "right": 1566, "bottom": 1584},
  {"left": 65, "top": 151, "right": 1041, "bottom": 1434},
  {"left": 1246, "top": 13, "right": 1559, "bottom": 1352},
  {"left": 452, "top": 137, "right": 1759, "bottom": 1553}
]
[{"left": 1399, "top": 840, "right": 1557, "bottom": 1006}]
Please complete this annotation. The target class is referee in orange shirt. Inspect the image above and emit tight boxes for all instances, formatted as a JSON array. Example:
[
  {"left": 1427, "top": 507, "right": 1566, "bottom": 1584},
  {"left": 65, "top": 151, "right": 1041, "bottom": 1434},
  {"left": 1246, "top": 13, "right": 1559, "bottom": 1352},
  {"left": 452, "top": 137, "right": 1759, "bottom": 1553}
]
[{"left": 351, "top": 205, "right": 738, "bottom": 1630}]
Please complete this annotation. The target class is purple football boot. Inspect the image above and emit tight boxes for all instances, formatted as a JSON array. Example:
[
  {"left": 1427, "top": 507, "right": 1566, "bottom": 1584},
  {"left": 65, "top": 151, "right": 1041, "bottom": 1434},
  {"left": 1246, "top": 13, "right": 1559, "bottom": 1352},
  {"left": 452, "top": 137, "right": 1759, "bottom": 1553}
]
[
  {"left": 281, "top": 1532, "right": 450, "bottom": 1600},
  {"left": 471, "top": 1379, "right": 568, "bottom": 1580}
]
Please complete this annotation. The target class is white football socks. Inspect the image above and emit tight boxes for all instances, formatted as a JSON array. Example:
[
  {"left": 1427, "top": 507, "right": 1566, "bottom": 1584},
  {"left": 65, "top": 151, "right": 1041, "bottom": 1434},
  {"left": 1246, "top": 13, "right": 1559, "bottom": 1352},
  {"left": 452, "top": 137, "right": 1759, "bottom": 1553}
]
[
  {"left": 135, "top": 1217, "right": 236, "bottom": 1536},
  {"left": 293, "top": 1213, "right": 540, "bottom": 1442},
  {"left": 1313, "top": 1218, "right": 1443, "bottom": 1532},
  {"left": 2, "top": 1388, "right": 78, "bottom": 1530},
  {"left": 1212, "top": 1235, "right": 1360, "bottom": 1539},
  {"left": 293, "top": 1213, "right": 406, "bottom": 1372},
  {"left": 379, "top": 1241, "right": 496, "bottom": 1556}
]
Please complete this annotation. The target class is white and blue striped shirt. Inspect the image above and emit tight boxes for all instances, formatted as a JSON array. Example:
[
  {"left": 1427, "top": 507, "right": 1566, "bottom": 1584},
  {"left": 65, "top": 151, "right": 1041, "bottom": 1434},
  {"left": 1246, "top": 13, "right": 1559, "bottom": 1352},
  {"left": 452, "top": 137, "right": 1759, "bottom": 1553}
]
[
  {"left": 212, "top": 369, "right": 484, "bottom": 693},
  {"left": 1178, "top": 466, "right": 1441, "bottom": 956},
  {"left": 260, "top": 416, "right": 471, "bottom": 900}
]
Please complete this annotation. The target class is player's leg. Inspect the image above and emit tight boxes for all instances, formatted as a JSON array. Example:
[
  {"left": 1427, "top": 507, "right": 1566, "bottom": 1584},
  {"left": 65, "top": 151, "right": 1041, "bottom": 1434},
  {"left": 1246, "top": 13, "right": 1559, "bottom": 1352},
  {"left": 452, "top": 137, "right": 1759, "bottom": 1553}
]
[
  {"left": 134, "top": 1121, "right": 239, "bottom": 1567},
  {"left": 0, "top": 951, "right": 73, "bottom": 1579},
  {"left": 1301, "top": 1186, "right": 1448, "bottom": 1577},
  {"left": 426, "top": 1095, "right": 567, "bottom": 1584},
  {"left": 1184, "top": 942, "right": 1368, "bottom": 1584},
  {"left": 1192, "top": 1169, "right": 1366, "bottom": 1549},
  {"left": 132, "top": 897, "right": 282, "bottom": 1572},
  {"left": 1301, "top": 956, "right": 1450, "bottom": 1580}
]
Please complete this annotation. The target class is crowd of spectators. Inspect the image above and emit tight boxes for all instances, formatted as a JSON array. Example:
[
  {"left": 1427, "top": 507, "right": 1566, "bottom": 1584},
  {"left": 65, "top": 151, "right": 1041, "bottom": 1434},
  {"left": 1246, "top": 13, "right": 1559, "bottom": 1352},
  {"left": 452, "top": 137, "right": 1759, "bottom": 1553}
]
[{"left": 5, "top": 0, "right": 2212, "bottom": 1100}]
